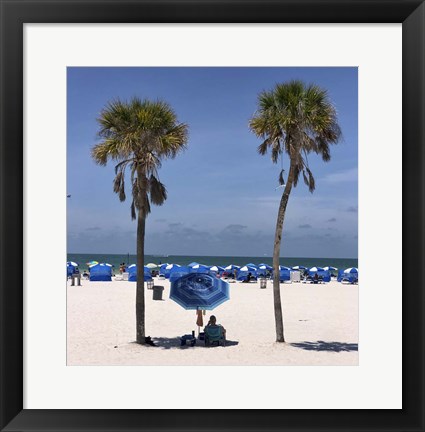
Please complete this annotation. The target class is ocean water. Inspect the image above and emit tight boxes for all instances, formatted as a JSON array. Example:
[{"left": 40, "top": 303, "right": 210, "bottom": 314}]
[{"left": 67, "top": 253, "right": 358, "bottom": 272}]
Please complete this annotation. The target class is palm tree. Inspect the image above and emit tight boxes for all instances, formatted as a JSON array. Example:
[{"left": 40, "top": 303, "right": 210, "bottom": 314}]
[
  {"left": 249, "top": 80, "right": 341, "bottom": 342},
  {"left": 92, "top": 98, "right": 188, "bottom": 344}
]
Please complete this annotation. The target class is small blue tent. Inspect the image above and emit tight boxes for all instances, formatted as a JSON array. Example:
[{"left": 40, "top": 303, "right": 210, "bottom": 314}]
[
  {"left": 257, "top": 263, "right": 272, "bottom": 277},
  {"left": 237, "top": 265, "right": 258, "bottom": 281},
  {"left": 161, "top": 264, "right": 181, "bottom": 279},
  {"left": 89, "top": 263, "right": 113, "bottom": 281},
  {"left": 278, "top": 266, "right": 291, "bottom": 282},
  {"left": 308, "top": 267, "right": 330, "bottom": 282},
  {"left": 127, "top": 264, "right": 153, "bottom": 282},
  {"left": 169, "top": 266, "right": 191, "bottom": 282},
  {"left": 189, "top": 264, "right": 210, "bottom": 274},
  {"left": 338, "top": 268, "right": 358, "bottom": 283},
  {"left": 66, "top": 261, "right": 78, "bottom": 277}
]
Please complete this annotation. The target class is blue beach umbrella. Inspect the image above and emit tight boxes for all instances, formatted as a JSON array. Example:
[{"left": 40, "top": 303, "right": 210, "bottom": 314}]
[
  {"left": 279, "top": 266, "right": 291, "bottom": 271},
  {"left": 188, "top": 262, "right": 199, "bottom": 267},
  {"left": 309, "top": 266, "right": 325, "bottom": 273},
  {"left": 224, "top": 264, "right": 239, "bottom": 271},
  {"left": 189, "top": 264, "right": 210, "bottom": 273},
  {"left": 209, "top": 265, "right": 225, "bottom": 273},
  {"left": 170, "top": 273, "right": 230, "bottom": 310},
  {"left": 239, "top": 265, "right": 257, "bottom": 272},
  {"left": 323, "top": 266, "right": 338, "bottom": 274},
  {"left": 257, "top": 264, "right": 272, "bottom": 277},
  {"left": 308, "top": 266, "right": 325, "bottom": 278},
  {"left": 344, "top": 267, "right": 358, "bottom": 273},
  {"left": 292, "top": 265, "right": 307, "bottom": 270},
  {"left": 161, "top": 263, "right": 180, "bottom": 278}
]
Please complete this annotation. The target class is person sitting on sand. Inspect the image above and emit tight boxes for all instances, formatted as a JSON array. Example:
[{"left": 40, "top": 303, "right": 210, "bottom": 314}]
[
  {"left": 314, "top": 273, "right": 319, "bottom": 283},
  {"left": 205, "top": 315, "right": 226, "bottom": 338}
]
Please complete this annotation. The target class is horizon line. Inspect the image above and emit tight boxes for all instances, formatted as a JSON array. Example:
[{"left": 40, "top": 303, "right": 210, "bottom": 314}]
[{"left": 67, "top": 252, "right": 358, "bottom": 260}]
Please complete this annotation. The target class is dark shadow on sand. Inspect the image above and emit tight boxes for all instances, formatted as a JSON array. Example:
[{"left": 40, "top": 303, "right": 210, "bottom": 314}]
[
  {"left": 290, "top": 341, "right": 358, "bottom": 352},
  {"left": 152, "top": 337, "right": 239, "bottom": 349}
]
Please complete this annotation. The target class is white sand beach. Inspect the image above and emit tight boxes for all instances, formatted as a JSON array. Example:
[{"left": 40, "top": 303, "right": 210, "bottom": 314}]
[{"left": 67, "top": 278, "right": 358, "bottom": 366}]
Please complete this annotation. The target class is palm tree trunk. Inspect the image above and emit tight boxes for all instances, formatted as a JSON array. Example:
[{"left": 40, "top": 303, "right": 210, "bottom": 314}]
[
  {"left": 272, "top": 161, "right": 296, "bottom": 343},
  {"left": 136, "top": 171, "right": 146, "bottom": 344}
]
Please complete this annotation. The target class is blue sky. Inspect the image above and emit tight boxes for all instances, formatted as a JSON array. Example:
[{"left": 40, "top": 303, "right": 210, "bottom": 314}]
[{"left": 67, "top": 67, "right": 358, "bottom": 258}]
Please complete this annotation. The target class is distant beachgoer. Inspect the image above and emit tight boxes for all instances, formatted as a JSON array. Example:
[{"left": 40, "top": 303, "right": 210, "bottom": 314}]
[
  {"left": 233, "top": 269, "right": 237, "bottom": 279},
  {"left": 206, "top": 315, "right": 226, "bottom": 338},
  {"left": 314, "top": 273, "right": 319, "bottom": 282},
  {"left": 119, "top": 263, "right": 125, "bottom": 274}
]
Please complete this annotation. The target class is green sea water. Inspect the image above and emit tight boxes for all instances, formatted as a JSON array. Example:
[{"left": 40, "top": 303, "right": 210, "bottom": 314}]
[{"left": 67, "top": 253, "right": 357, "bottom": 272}]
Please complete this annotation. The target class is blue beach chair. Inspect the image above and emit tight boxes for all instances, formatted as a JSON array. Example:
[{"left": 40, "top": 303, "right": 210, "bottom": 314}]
[{"left": 204, "top": 325, "right": 226, "bottom": 347}]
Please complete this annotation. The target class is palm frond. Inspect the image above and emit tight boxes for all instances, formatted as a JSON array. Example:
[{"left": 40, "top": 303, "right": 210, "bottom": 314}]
[
  {"left": 113, "top": 172, "right": 126, "bottom": 202},
  {"left": 130, "top": 200, "right": 136, "bottom": 220},
  {"left": 278, "top": 169, "right": 285, "bottom": 186},
  {"left": 114, "top": 159, "right": 132, "bottom": 174},
  {"left": 305, "top": 166, "right": 316, "bottom": 193},
  {"left": 113, "top": 171, "right": 123, "bottom": 194},
  {"left": 149, "top": 175, "right": 167, "bottom": 206},
  {"left": 157, "top": 123, "right": 189, "bottom": 158},
  {"left": 118, "top": 181, "right": 126, "bottom": 202},
  {"left": 271, "top": 140, "right": 282, "bottom": 163}
]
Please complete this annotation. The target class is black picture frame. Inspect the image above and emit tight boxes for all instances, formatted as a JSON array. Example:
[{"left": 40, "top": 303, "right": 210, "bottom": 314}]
[{"left": 1, "top": 1, "right": 424, "bottom": 431}]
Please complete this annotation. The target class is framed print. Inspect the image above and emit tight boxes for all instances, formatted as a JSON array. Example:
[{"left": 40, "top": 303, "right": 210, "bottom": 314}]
[{"left": 1, "top": 0, "right": 424, "bottom": 431}]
